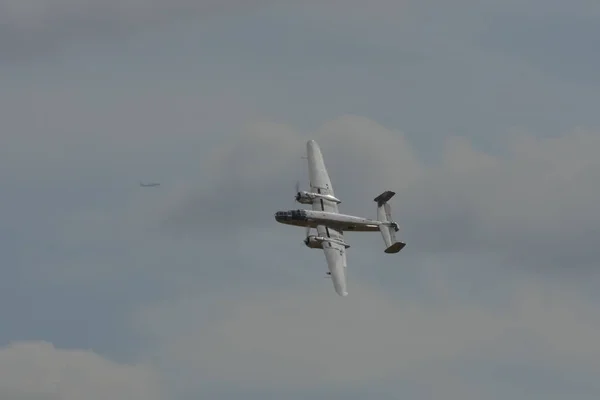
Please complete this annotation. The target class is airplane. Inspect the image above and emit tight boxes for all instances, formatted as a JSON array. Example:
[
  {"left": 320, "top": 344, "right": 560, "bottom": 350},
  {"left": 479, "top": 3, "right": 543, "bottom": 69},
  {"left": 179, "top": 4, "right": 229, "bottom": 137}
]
[
  {"left": 139, "top": 182, "right": 160, "bottom": 187},
  {"left": 274, "top": 139, "right": 405, "bottom": 297}
]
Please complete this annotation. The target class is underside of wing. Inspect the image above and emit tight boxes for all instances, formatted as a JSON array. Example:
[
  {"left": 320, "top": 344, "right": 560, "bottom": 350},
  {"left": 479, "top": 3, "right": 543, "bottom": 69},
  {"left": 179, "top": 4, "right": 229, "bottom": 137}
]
[
  {"left": 323, "top": 242, "right": 348, "bottom": 296},
  {"left": 305, "top": 141, "right": 348, "bottom": 296},
  {"left": 307, "top": 140, "right": 339, "bottom": 213},
  {"left": 317, "top": 225, "right": 348, "bottom": 296}
]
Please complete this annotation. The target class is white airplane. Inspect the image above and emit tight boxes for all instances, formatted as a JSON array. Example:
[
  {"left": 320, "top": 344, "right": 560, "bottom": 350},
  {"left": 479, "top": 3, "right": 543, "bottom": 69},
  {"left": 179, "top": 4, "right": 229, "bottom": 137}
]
[{"left": 275, "top": 140, "right": 405, "bottom": 296}]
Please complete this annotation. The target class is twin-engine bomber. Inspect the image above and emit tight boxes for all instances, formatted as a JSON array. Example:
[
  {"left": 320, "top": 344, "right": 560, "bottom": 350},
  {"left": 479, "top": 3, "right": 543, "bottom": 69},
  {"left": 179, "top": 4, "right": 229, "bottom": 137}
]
[{"left": 275, "top": 140, "right": 405, "bottom": 297}]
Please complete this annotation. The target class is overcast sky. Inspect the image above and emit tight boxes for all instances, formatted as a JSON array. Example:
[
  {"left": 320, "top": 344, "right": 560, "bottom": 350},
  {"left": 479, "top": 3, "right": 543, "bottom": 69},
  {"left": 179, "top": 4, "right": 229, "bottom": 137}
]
[{"left": 2, "top": 0, "right": 600, "bottom": 399}]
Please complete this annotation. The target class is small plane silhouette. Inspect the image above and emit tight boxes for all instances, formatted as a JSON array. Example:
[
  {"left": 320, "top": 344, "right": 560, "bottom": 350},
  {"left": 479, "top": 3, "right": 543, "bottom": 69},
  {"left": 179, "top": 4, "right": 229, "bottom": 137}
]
[{"left": 139, "top": 182, "right": 160, "bottom": 187}]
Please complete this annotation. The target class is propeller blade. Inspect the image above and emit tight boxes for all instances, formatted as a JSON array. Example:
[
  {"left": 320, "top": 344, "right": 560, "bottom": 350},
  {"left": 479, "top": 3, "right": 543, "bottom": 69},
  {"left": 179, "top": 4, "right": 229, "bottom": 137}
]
[
  {"left": 303, "top": 225, "right": 311, "bottom": 246},
  {"left": 294, "top": 181, "right": 300, "bottom": 205}
]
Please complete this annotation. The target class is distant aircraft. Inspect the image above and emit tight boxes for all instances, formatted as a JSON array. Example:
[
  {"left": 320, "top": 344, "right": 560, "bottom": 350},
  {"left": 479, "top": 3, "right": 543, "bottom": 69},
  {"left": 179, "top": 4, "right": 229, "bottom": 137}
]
[
  {"left": 139, "top": 182, "right": 160, "bottom": 187},
  {"left": 275, "top": 140, "right": 405, "bottom": 297}
]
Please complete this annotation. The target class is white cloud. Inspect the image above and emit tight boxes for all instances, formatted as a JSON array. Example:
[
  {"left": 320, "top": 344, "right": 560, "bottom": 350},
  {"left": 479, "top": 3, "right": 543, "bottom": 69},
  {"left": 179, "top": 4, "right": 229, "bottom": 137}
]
[
  {"left": 0, "top": 341, "right": 161, "bottom": 400},
  {"left": 200, "top": 115, "right": 422, "bottom": 194},
  {"left": 137, "top": 271, "right": 600, "bottom": 396},
  {"left": 406, "top": 127, "right": 600, "bottom": 267}
]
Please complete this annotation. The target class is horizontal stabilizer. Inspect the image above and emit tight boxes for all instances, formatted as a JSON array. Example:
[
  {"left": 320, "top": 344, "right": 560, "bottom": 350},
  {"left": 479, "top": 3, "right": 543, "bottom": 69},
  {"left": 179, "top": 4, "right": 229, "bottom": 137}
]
[
  {"left": 374, "top": 191, "right": 395, "bottom": 206},
  {"left": 385, "top": 241, "right": 406, "bottom": 254}
]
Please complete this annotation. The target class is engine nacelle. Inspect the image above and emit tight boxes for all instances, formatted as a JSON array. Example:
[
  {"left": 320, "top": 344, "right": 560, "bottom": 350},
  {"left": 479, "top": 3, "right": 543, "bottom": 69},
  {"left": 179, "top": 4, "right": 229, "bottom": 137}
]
[
  {"left": 304, "top": 235, "right": 350, "bottom": 249},
  {"left": 295, "top": 191, "right": 341, "bottom": 204},
  {"left": 295, "top": 192, "right": 315, "bottom": 205},
  {"left": 304, "top": 235, "right": 324, "bottom": 249}
]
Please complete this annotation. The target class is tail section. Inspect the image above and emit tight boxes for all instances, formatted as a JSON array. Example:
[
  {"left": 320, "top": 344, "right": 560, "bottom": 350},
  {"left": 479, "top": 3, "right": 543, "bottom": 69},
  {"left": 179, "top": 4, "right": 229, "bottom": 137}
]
[{"left": 374, "top": 191, "right": 406, "bottom": 254}]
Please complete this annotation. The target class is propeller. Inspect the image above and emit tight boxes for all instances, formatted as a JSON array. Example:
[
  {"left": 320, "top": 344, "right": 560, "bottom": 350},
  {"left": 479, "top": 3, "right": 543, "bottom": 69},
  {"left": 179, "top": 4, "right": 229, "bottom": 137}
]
[
  {"left": 295, "top": 178, "right": 312, "bottom": 245},
  {"left": 303, "top": 225, "right": 311, "bottom": 246},
  {"left": 294, "top": 180, "right": 302, "bottom": 203}
]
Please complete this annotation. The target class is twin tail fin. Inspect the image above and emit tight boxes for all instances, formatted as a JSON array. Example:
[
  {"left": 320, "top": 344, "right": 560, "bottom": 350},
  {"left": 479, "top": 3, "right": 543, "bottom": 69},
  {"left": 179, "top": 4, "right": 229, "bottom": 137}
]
[{"left": 374, "top": 191, "right": 406, "bottom": 254}]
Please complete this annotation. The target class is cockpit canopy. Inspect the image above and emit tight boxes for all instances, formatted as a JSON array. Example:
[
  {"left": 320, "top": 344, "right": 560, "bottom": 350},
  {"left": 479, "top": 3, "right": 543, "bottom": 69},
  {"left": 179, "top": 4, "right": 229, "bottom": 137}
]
[{"left": 275, "top": 209, "right": 308, "bottom": 221}]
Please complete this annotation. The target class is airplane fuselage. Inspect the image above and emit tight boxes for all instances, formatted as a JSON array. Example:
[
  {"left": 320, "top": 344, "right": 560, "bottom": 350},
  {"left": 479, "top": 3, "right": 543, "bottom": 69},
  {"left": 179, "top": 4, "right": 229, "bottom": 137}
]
[{"left": 274, "top": 209, "right": 381, "bottom": 232}]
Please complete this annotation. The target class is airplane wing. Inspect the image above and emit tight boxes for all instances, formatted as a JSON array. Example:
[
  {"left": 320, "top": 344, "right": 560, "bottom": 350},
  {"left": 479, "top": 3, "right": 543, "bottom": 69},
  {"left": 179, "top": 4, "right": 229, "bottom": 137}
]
[
  {"left": 317, "top": 225, "right": 348, "bottom": 296},
  {"left": 307, "top": 140, "right": 339, "bottom": 213},
  {"left": 306, "top": 140, "right": 348, "bottom": 296}
]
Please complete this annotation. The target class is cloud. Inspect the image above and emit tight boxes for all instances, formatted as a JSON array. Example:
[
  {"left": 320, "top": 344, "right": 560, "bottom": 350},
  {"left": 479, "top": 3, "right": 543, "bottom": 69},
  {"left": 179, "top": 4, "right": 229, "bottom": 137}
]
[
  {"left": 285, "top": 0, "right": 408, "bottom": 23},
  {"left": 407, "top": 128, "right": 600, "bottom": 270},
  {"left": 137, "top": 273, "right": 600, "bottom": 397},
  {"left": 0, "top": 341, "right": 161, "bottom": 400},
  {"left": 166, "top": 114, "right": 600, "bottom": 273},
  {"left": 2, "top": 3, "right": 600, "bottom": 398},
  {"left": 0, "top": 0, "right": 272, "bottom": 59},
  {"left": 165, "top": 115, "right": 422, "bottom": 232},
  {"left": 0, "top": 84, "right": 254, "bottom": 182},
  {"left": 479, "top": 13, "right": 600, "bottom": 84}
]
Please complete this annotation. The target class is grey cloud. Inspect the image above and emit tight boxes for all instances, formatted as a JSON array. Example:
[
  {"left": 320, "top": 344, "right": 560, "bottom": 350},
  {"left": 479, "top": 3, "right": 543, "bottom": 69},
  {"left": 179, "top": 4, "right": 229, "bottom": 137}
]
[
  {"left": 166, "top": 115, "right": 600, "bottom": 273},
  {"left": 0, "top": 341, "right": 161, "bottom": 400},
  {"left": 0, "top": 80, "right": 260, "bottom": 358},
  {"left": 137, "top": 275, "right": 600, "bottom": 397},
  {"left": 480, "top": 13, "right": 600, "bottom": 85},
  {"left": 405, "top": 129, "right": 600, "bottom": 271},
  {"left": 0, "top": 0, "right": 272, "bottom": 59},
  {"left": 284, "top": 0, "right": 408, "bottom": 23},
  {"left": 166, "top": 115, "right": 422, "bottom": 233},
  {"left": 0, "top": 84, "right": 254, "bottom": 182},
  {"left": 3, "top": 3, "right": 600, "bottom": 397}
]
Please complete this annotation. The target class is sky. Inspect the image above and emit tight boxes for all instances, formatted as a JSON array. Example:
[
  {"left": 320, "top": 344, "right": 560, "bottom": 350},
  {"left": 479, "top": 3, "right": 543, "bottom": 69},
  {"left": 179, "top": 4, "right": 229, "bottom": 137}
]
[{"left": 1, "top": 0, "right": 600, "bottom": 398}]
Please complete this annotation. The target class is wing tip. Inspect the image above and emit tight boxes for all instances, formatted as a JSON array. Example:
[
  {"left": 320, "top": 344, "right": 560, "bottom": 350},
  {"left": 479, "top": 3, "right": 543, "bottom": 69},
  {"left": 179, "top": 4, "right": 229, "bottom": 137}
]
[{"left": 306, "top": 139, "right": 322, "bottom": 153}]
